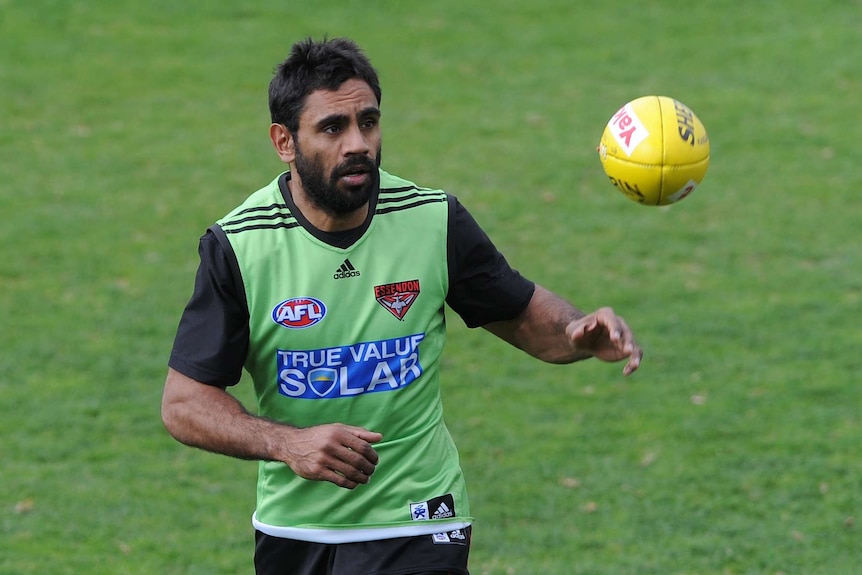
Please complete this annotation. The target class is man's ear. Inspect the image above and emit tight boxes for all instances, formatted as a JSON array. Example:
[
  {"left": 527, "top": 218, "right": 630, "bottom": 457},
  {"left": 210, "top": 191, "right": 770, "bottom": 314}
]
[{"left": 270, "top": 123, "right": 295, "bottom": 164}]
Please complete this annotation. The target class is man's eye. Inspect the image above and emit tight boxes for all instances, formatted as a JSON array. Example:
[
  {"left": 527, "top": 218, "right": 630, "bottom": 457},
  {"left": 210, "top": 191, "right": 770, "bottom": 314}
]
[{"left": 323, "top": 125, "right": 341, "bottom": 134}]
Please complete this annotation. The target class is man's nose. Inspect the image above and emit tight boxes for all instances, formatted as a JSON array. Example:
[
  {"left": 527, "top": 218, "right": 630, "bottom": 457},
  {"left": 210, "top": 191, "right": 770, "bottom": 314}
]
[{"left": 342, "top": 123, "right": 371, "bottom": 155}]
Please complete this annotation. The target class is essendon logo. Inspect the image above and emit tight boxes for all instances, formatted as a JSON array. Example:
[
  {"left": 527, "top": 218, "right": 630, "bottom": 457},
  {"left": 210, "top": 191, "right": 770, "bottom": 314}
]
[
  {"left": 272, "top": 297, "right": 326, "bottom": 329},
  {"left": 374, "top": 279, "right": 420, "bottom": 320}
]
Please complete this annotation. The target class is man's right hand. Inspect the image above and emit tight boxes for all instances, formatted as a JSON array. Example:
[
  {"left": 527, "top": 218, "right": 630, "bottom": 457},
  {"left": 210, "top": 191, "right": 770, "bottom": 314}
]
[
  {"left": 281, "top": 424, "right": 383, "bottom": 489},
  {"left": 162, "top": 369, "right": 382, "bottom": 490}
]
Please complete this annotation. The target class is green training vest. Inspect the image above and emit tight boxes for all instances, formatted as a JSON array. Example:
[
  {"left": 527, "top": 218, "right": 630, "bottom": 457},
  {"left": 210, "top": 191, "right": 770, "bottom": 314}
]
[{"left": 217, "top": 170, "right": 472, "bottom": 543}]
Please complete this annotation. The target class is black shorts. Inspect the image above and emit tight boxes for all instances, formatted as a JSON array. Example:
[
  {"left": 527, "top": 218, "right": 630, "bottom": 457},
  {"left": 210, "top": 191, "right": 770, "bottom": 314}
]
[{"left": 254, "top": 527, "right": 471, "bottom": 575}]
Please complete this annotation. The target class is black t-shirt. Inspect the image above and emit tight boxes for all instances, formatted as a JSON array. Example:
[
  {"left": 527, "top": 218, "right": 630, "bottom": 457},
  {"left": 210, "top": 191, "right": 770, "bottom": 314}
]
[{"left": 169, "top": 190, "right": 535, "bottom": 388}]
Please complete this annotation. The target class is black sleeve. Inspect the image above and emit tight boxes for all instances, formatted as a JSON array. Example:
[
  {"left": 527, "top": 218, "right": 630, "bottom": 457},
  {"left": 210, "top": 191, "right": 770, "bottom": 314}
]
[
  {"left": 167, "top": 226, "right": 249, "bottom": 387},
  {"left": 446, "top": 195, "right": 536, "bottom": 328}
]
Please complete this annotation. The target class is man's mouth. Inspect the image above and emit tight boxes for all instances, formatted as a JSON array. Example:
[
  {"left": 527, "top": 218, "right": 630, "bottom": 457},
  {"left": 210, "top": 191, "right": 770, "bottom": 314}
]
[
  {"left": 337, "top": 164, "right": 372, "bottom": 187},
  {"left": 340, "top": 172, "right": 368, "bottom": 187}
]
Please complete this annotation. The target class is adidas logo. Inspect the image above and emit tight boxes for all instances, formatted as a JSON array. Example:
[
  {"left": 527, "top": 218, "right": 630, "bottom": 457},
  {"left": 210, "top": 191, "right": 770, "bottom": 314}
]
[
  {"left": 409, "top": 494, "right": 455, "bottom": 522},
  {"left": 432, "top": 501, "right": 454, "bottom": 520},
  {"left": 333, "top": 259, "right": 360, "bottom": 280}
]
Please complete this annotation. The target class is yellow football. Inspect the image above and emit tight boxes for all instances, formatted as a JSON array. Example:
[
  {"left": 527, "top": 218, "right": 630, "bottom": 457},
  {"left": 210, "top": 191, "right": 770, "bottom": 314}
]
[{"left": 597, "top": 96, "right": 710, "bottom": 206}]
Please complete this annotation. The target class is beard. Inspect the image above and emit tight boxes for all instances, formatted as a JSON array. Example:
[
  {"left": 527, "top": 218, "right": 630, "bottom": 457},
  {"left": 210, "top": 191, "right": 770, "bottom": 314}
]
[{"left": 294, "top": 144, "right": 381, "bottom": 216}]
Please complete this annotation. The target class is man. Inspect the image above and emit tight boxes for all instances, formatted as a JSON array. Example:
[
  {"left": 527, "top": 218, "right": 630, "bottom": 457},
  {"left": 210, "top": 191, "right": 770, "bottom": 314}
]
[{"left": 162, "top": 37, "right": 642, "bottom": 575}]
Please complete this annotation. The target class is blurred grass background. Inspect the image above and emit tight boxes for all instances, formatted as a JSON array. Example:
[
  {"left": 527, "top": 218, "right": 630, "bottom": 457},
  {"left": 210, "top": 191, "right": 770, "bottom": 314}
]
[{"left": 1, "top": 1, "right": 859, "bottom": 573}]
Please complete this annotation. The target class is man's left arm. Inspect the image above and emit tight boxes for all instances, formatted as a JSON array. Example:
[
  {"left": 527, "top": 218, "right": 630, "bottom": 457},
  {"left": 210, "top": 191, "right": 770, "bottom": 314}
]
[{"left": 482, "top": 284, "right": 643, "bottom": 375}]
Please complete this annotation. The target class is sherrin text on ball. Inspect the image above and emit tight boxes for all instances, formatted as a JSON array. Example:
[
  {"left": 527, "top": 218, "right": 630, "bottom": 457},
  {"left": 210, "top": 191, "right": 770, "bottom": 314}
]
[{"left": 598, "top": 95, "right": 710, "bottom": 206}]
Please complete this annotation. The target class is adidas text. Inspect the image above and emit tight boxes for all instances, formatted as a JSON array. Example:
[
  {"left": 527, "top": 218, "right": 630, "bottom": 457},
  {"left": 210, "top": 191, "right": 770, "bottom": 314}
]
[{"left": 333, "top": 269, "right": 361, "bottom": 279}]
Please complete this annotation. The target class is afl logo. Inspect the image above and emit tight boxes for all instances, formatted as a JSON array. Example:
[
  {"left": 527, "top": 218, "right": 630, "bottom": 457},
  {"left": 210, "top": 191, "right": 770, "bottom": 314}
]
[{"left": 272, "top": 297, "right": 327, "bottom": 329}]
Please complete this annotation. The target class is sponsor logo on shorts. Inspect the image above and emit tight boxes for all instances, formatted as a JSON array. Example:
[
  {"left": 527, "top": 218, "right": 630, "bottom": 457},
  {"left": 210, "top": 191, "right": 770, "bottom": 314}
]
[{"left": 431, "top": 529, "right": 468, "bottom": 546}]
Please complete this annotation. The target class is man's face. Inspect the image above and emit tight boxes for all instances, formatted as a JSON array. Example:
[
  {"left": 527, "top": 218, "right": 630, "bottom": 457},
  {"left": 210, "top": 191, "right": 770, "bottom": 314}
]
[{"left": 292, "top": 78, "right": 382, "bottom": 216}]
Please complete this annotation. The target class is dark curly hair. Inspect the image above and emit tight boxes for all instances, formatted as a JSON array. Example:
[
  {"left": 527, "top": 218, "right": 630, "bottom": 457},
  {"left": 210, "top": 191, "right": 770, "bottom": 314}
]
[{"left": 269, "top": 37, "right": 382, "bottom": 134}]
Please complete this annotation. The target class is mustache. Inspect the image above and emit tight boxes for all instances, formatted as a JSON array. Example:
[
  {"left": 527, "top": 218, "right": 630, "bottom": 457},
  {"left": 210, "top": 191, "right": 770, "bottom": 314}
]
[{"left": 332, "top": 156, "right": 377, "bottom": 178}]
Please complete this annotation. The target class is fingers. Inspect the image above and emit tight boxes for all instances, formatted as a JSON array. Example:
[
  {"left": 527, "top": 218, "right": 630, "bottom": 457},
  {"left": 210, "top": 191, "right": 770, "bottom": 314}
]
[
  {"left": 347, "top": 426, "right": 384, "bottom": 447},
  {"left": 321, "top": 429, "right": 380, "bottom": 487},
  {"left": 571, "top": 307, "right": 643, "bottom": 375},
  {"left": 614, "top": 315, "right": 644, "bottom": 376},
  {"left": 622, "top": 341, "right": 643, "bottom": 376},
  {"left": 315, "top": 449, "right": 375, "bottom": 490},
  {"left": 592, "top": 306, "right": 629, "bottom": 339},
  {"left": 284, "top": 424, "right": 383, "bottom": 489}
]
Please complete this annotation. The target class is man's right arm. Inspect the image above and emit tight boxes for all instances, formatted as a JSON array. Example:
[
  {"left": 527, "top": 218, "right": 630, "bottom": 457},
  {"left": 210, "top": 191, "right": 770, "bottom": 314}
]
[
  {"left": 161, "top": 367, "right": 382, "bottom": 489},
  {"left": 163, "top": 229, "right": 381, "bottom": 489}
]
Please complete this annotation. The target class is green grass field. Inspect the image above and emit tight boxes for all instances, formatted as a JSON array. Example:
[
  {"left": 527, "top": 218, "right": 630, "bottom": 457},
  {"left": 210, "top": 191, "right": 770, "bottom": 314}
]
[{"left": 1, "top": 1, "right": 860, "bottom": 573}]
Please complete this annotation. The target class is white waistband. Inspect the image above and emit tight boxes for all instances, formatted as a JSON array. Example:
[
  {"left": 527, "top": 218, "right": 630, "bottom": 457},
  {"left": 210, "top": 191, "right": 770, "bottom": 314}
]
[{"left": 252, "top": 513, "right": 472, "bottom": 544}]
